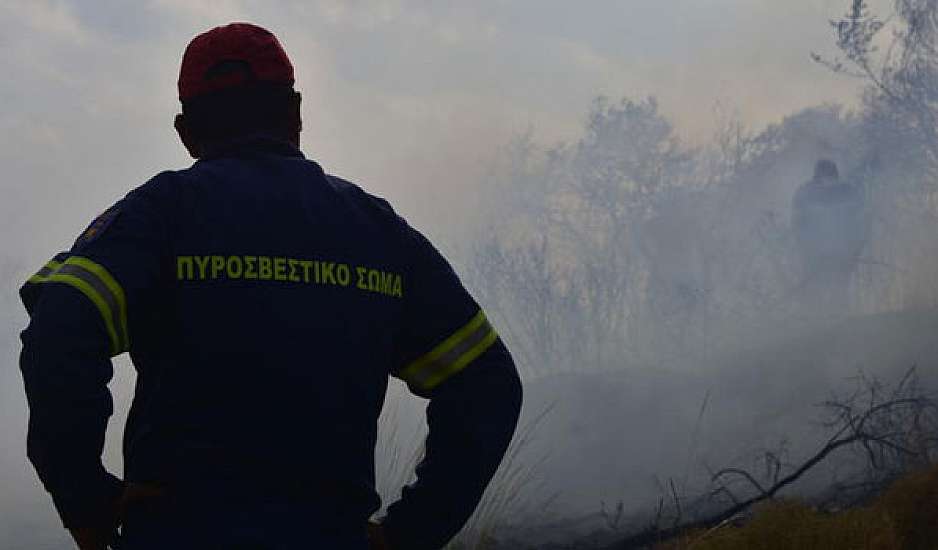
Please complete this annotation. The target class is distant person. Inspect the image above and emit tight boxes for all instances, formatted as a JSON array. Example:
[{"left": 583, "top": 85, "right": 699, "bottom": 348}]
[
  {"left": 791, "top": 159, "right": 867, "bottom": 306},
  {"left": 19, "top": 23, "right": 521, "bottom": 550}
]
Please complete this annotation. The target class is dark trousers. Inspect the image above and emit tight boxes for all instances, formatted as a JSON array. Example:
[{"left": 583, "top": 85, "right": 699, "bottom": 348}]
[{"left": 115, "top": 491, "right": 369, "bottom": 550}]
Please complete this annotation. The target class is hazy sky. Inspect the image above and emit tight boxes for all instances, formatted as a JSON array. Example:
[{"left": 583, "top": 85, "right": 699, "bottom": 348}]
[
  {"left": 0, "top": 2, "right": 905, "bottom": 546},
  {"left": 0, "top": 0, "right": 888, "bottom": 269}
]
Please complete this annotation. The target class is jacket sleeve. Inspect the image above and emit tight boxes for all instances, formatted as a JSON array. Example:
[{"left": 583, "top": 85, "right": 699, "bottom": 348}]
[
  {"left": 383, "top": 226, "right": 523, "bottom": 550},
  {"left": 19, "top": 184, "right": 168, "bottom": 528}
]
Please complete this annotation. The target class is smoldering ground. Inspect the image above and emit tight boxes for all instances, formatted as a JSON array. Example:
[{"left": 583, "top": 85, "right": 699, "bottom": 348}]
[
  {"left": 2, "top": 1, "right": 936, "bottom": 549},
  {"left": 376, "top": 98, "right": 938, "bottom": 547}
]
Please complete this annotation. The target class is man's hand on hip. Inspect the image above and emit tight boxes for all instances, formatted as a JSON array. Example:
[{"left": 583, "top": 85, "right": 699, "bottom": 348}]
[
  {"left": 367, "top": 521, "right": 392, "bottom": 550},
  {"left": 67, "top": 482, "right": 166, "bottom": 550},
  {"left": 68, "top": 525, "right": 120, "bottom": 550}
]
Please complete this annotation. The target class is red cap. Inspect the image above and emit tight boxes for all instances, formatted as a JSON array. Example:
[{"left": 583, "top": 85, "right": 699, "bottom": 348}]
[{"left": 178, "top": 22, "right": 294, "bottom": 101}]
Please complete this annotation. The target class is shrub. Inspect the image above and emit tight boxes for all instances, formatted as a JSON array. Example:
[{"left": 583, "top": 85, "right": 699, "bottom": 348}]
[
  {"left": 660, "top": 463, "right": 938, "bottom": 550},
  {"left": 877, "top": 464, "right": 938, "bottom": 550}
]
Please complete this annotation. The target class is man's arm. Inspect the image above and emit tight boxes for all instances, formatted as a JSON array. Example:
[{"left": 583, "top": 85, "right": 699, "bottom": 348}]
[
  {"left": 20, "top": 279, "right": 125, "bottom": 531},
  {"left": 383, "top": 339, "right": 522, "bottom": 550},
  {"left": 381, "top": 221, "right": 523, "bottom": 549},
  {"left": 19, "top": 180, "right": 169, "bottom": 547}
]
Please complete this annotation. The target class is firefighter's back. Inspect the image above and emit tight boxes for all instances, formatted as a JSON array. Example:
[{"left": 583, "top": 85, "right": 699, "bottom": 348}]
[
  {"left": 19, "top": 23, "right": 522, "bottom": 550},
  {"left": 126, "top": 143, "right": 403, "bottom": 518}
]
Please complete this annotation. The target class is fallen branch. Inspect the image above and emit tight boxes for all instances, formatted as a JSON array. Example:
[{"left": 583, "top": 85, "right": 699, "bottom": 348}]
[{"left": 604, "top": 367, "right": 938, "bottom": 549}]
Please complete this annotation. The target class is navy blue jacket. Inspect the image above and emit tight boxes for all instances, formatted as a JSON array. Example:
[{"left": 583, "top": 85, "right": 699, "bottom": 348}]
[{"left": 19, "top": 138, "right": 522, "bottom": 549}]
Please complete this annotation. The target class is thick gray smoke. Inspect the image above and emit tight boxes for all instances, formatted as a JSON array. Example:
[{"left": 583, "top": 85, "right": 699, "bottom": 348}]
[
  {"left": 396, "top": 3, "right": 938, "bottom": 545},
  {"left": 371, "top": 94, "right": 938, "bottom": 545},
  {"left": 3, "top": 1, "right": 935, "bottom": 549}
]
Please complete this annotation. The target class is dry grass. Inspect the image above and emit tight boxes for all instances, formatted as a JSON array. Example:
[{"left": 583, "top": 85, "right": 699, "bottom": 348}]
[
  {"left": 659, "top": 463, "right": 938, "bottom": 550},
  {"left": 447, "top": 404, "right": 555, "bottom": 549}
]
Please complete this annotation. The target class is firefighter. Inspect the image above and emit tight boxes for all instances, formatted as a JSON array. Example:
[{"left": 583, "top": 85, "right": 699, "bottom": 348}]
[
  {"left": 19, "top": 22, "right": 522, "bottom": 550},
  {"left": 791, "top": 159, "right": 867, "bottom": 307}
]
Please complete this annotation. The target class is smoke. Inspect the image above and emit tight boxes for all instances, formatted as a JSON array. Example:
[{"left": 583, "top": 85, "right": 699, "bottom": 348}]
[
  {"left": 1, "top": 1, "right": 934, "bottom": 548},
  {"left": 426, "top": 4, "right": 938, "bottom": 543}
]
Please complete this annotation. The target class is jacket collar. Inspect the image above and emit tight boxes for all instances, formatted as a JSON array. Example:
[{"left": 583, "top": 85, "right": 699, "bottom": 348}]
[{"left": 198, "top": 134, "right": 305, "bottom": 160}]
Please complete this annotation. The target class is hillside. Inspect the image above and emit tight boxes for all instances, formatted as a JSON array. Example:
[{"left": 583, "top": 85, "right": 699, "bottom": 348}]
[
  {"left": 505, "top": 308, "right": 938, "bottom": 547},
  {"left": 658, "top": 463, "right": 938, "bottom": 550}
]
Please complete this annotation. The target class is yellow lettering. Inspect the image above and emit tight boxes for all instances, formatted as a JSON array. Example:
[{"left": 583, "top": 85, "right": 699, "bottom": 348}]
[
  {"left": 176, "top": 255, "right": 394, "bottom": 288},
  {"left": 244, "top": 256, "right": 257, "bottom": 279},
  {"left": 381, "top": 272, "right": 393, "bottom": 295},
  {"left": 356, "top": 267, "right": 368, "bottom": 289},
  {"left": 321, "top": 262, "right": 336, "bottom": 284},
  {"left": 274, "top": 257, "right": 287, "bottom": 281},
  {"left": 258, "top": 256, "right": 273, "bottom": 280},
  {"left": 226, "top": 256, "right": 243, "bottom": 279},
  {"left": 211, "top": 256, "right": 225, "bottom": 278},
  {"left": 299, "top": 260, "right": 313, "bottom": 283},
  {"left": 176, "top": 256, "right": 194, "bottom": 280},
  {"left": 336, "top": 264, "right": 351, "bottom": 286},
  {"left": 194, "top": 256, "right": 210, "bottom": 279}
]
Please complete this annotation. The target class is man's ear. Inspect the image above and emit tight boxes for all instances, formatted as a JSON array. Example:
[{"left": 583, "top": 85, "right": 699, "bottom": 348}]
[
  {"left": 289, "top": 91, "right": 302, "bottom": 148},
  {"left": 174, "top": 113, "right": 201, "bottom": 159}
]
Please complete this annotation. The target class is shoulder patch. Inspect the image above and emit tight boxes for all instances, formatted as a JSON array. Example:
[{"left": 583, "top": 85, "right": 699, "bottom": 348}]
[{"left": 75, "top": 205, "right": 122, "bottom": 247}]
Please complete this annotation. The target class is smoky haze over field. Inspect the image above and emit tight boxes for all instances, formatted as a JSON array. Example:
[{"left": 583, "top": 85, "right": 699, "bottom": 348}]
[{"left": 4, "top": 1, "right": 938, "bottom": 549}]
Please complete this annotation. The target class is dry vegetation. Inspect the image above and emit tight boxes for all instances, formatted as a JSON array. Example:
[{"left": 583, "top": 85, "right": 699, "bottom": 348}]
[
  {"left": 377, "top": 2, "right": 938, "bottom": 548},
  {"left": 659, "top": 463, "right": 938, "bottom": 550},
  {"left": 598, "top": 365, "right": 938, "bottom": 550}
]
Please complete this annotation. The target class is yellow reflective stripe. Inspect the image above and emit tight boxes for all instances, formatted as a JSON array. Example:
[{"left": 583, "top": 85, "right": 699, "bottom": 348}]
[
  {"left": 400, "top": 310, "right": 487, "bottom": 380},
  {"left": 27, "top": 260, "right": 62, "bottom": 284},
  {"left": 25, "top": 256, "right": 129, "bottom": 356},
  {"left": 64, "top": 256, "right": 128, "bottom": 347},
  {"left": 421, "top": 327, "right": 498, "bottom": 390},
  {"left": 44, "top": 272, "right": 122, "bottom": 356},
  {"left": 400, "top": 309, "right": 498, "bottom": 391}
]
